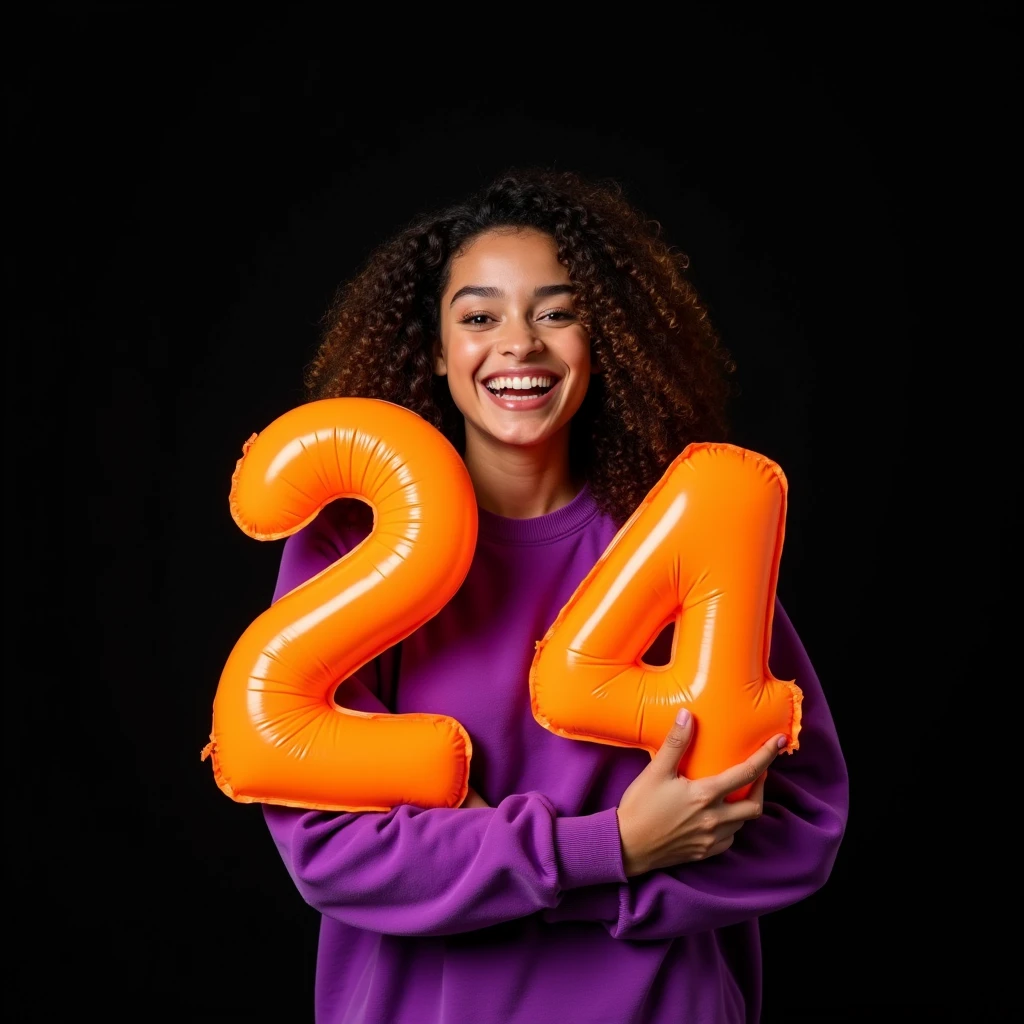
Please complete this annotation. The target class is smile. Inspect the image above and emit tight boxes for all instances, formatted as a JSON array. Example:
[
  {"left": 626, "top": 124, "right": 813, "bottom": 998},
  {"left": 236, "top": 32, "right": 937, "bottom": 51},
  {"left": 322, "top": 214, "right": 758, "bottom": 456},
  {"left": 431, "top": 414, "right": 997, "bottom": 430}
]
[{"left": 480, "top": 374, "right": 561, "bottom": 411}]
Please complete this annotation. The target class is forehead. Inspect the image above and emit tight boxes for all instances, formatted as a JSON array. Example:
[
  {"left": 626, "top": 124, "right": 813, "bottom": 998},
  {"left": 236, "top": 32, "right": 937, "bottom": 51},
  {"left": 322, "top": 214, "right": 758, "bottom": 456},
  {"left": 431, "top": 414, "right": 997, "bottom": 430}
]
[{"left": 445, "top": 228, "right": 566, "bottom": 292}]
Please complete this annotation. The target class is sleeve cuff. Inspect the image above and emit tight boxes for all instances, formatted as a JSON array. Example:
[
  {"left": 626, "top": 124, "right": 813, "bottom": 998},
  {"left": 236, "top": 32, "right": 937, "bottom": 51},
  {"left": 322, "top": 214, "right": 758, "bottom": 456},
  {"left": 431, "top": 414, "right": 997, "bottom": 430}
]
[{"left": 553, "top": 807, "right": 628, "bottom": 889}]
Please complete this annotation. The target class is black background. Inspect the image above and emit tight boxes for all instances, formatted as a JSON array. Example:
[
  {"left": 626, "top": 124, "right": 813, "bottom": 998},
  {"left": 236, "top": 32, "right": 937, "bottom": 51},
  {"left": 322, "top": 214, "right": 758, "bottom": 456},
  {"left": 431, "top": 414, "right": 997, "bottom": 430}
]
[{"left": 7, "top": 6, "right": 1020, "bottom": 1021}]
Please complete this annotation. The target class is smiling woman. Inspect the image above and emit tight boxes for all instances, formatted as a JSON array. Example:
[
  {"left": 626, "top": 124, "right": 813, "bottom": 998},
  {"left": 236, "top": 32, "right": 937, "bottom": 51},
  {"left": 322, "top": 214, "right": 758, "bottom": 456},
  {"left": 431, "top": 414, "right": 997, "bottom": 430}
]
[
  {"left": 228, "top": 167, "right": 848, "bottom": 1024},
  {"left": 434, "top": 228, "right": 593, "bottom": 517}
]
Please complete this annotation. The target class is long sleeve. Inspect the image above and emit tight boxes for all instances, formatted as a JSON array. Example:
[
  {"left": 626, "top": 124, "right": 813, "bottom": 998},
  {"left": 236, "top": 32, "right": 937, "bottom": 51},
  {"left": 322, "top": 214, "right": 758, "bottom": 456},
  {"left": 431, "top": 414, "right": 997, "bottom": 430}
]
[
  {"left": 261, "top": 510, "right": 627, "bottom": 938},
  {"left": 541, "top": 600, "right": 849, "bottom": 940}
]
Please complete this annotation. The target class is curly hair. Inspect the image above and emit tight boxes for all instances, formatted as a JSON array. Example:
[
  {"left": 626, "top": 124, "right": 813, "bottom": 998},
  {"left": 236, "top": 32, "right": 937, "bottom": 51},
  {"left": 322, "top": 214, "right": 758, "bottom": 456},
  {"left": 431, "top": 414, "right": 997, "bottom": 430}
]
[{"left": 305, "top": 167, "right": 736, "bottom": 525}]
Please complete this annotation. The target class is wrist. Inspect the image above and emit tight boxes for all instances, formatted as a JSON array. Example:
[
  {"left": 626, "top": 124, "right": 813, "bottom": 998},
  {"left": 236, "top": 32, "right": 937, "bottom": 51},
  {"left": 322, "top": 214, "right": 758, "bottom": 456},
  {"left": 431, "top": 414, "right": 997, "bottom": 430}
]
[{"left": 615, "top": 808, "right": 647, "bottom": 878}]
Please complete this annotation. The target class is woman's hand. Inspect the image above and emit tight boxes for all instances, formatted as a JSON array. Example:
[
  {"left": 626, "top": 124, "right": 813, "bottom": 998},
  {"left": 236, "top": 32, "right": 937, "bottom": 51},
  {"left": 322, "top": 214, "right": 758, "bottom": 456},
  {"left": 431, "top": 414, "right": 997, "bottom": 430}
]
[
  {"left": 616, "top": 710, "right": 785, "bottom": 877},
  {"left": 460, "top": 786, "right": 491, "bottom": 809}
]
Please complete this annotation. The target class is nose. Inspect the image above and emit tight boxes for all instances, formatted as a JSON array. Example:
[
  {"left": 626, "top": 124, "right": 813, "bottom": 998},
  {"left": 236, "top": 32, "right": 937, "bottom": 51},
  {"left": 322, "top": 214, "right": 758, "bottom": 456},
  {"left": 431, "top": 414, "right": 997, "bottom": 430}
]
[{"left": 496, "top": 321, "right": 544, "bottom": 359}]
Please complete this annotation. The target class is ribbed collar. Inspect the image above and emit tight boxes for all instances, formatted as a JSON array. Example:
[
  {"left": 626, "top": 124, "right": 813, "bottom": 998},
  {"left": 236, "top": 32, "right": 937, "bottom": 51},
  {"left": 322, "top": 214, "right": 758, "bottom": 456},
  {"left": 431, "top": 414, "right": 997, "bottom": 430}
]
[{"left": 476, "top": 484, "right": 600, "bottom": 546}]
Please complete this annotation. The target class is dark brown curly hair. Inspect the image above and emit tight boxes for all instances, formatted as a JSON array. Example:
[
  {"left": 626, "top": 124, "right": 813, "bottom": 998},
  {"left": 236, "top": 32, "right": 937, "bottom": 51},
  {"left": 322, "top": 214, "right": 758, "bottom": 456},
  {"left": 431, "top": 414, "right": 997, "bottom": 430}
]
[{"left": 305, "top": 167, "right": 735, "bottom": 525}]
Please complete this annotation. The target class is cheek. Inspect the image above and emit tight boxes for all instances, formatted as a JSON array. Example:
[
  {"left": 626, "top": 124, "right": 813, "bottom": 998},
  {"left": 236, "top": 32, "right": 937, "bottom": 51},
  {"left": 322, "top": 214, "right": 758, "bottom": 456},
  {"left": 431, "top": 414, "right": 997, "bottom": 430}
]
[
  {"left": 445, "top": 337, "right": 489, "bottom": 375},
  {"left": 569, "top": 336, "right": 594, "bottom": 376}
]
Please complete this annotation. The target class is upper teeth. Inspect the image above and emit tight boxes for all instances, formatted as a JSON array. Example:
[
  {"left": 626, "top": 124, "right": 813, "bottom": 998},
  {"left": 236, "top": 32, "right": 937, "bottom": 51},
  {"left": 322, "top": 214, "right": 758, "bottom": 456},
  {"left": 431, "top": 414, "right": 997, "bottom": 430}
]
[{"left": 485, "top": 376, "right": 554, "bottom": 391}]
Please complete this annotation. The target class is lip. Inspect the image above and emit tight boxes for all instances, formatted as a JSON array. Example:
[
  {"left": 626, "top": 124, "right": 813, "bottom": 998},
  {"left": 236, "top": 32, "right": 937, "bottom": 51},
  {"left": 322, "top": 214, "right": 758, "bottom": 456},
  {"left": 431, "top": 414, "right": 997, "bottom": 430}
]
[{"left": 479, "top": 375, "right": 563, "bottom": 412}]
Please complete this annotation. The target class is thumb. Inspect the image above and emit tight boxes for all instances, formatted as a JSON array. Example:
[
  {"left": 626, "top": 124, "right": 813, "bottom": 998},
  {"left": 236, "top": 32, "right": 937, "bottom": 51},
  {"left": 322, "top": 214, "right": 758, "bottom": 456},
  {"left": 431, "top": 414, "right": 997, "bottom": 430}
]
[{"left": 653, "top": 708, "right": 694, "bottom": 776}]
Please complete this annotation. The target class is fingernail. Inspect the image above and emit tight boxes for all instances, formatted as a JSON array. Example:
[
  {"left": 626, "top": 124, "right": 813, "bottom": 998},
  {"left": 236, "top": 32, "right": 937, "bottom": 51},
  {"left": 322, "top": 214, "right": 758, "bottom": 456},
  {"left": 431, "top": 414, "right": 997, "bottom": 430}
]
[
  {"left": 776, "top": 736, "right": 788, "bottom": 750},
  {"left": 676, "top": 709, "right": 691, "bottom": 727}
]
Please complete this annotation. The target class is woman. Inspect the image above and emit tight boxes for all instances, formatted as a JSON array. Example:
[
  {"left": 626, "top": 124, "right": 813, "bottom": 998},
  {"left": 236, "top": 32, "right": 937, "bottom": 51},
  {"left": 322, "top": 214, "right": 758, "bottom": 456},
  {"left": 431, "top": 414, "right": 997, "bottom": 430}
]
[{"left": 260, "top": 167, "right": 849, "bottom": 1023}]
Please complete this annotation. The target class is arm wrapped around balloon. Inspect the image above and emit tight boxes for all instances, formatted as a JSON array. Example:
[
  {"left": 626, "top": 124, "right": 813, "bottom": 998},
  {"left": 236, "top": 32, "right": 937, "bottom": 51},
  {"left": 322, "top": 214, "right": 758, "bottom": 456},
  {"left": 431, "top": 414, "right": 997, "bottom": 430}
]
[{"left": 202, "top": 398, "right": 802, "bottom": 812}]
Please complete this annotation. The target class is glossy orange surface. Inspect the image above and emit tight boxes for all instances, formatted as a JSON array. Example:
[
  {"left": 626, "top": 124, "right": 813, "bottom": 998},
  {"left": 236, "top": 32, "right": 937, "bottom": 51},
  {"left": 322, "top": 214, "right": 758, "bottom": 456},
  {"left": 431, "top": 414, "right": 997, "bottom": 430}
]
[
  {"left": 203, "top": 398, "right": 478, "bottom": 811},
  {"left": 530, "top": 442, "right": 803, "bottom": 800}
]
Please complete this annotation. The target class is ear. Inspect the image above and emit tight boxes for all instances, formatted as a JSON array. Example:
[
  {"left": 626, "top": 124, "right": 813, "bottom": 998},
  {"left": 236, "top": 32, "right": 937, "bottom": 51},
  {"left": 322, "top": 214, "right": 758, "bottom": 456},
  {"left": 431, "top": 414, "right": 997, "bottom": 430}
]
[{"left": 433, "top": 339, "right": 447, "bottom": 376}]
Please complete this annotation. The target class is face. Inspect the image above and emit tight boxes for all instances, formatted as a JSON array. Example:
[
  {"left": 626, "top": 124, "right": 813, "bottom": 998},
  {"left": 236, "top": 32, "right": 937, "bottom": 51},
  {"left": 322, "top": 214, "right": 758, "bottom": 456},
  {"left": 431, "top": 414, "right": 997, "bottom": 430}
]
[{"left": 435, "top": 228, "right": 592, "bottom": 454}]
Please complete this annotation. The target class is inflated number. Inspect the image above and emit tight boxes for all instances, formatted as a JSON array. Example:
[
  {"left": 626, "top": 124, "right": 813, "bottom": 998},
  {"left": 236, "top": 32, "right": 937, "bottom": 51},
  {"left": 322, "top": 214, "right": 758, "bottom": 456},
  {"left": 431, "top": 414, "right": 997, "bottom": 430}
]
[
  {"left": 202, "top": 398, "right": 478, "bottom": 812},
  {"left": 530, "top": 442, "right": 802, "bottom": 801}
]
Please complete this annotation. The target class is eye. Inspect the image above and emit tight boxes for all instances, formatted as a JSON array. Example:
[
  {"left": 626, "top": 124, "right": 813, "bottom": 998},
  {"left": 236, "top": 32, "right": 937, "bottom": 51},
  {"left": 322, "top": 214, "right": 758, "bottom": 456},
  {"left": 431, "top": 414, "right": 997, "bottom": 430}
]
[
  {"left": 538, "top": 308, "right": 577, "bottom": 322},
  {"left": 457, "top": 312, "right": 496, "bottom": 326}
]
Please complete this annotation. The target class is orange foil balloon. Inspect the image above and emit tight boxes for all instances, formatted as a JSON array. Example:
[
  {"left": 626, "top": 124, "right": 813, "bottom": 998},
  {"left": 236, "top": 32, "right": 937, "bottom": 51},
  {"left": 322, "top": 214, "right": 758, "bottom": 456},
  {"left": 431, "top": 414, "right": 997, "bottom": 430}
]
[
  {"left": 530, "top": 442, "right": 803, "bottom": 801},
  {"left": 202, "top": 398, "right": 478, "bottom": 812}
]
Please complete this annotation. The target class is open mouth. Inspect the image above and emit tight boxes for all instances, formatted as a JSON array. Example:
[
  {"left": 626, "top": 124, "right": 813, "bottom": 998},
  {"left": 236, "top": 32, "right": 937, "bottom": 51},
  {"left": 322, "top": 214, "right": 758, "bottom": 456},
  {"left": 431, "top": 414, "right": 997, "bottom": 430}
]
[{"left": 483, "top": 374, "right": 558, "bottom": 400}]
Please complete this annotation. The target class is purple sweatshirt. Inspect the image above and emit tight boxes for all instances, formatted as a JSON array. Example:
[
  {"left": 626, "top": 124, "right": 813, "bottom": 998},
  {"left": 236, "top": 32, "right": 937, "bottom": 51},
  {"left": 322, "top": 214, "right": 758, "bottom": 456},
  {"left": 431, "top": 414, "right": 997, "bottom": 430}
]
[{"left": 263, "top": 486, "right": 849, "bottom": 1024}]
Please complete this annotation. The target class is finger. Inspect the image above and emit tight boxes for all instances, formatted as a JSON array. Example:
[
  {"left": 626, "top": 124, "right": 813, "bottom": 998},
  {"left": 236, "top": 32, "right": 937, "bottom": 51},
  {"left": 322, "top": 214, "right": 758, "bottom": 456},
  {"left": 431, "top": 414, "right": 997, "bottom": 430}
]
[
  {"left": 652, "top": 708, "right": 694, "bottom": 777},
  {"left": 719, "top": 775, "right": 767, "bottom": 824},
  {"left": 702, "top": 834, "right": 736, "bottom": 860},
  {"left": 460, "top": 786, "right": 489, "bottom": 809},
  {"left": 709, "top": 734, "right": 785, "bottom": 797},
  {"left": 749, "top": 771, "right": 767, "bottom": 806}
]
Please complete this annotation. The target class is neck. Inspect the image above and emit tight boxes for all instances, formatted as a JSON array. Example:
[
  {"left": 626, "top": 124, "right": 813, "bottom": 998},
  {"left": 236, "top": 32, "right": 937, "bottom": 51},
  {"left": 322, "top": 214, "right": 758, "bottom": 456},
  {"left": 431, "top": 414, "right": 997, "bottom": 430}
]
[{"left": 463, "top": 433, "right": 579, "bottom": 519}]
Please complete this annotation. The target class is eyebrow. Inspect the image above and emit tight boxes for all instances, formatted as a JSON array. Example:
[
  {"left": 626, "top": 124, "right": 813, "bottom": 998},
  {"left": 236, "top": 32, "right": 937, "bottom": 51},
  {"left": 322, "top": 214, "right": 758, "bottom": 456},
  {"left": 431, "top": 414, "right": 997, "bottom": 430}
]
[{"left": 448, "top": 283, "right": 575, "bottom": 306}]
